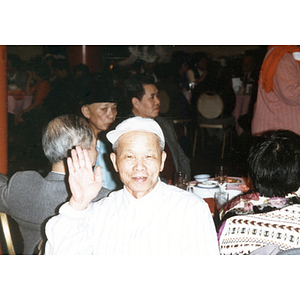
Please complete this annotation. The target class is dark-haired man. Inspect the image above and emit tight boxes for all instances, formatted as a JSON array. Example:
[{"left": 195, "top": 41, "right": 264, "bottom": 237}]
[{"left": 123, "top": 74, "right": 191, "bottom": 183}]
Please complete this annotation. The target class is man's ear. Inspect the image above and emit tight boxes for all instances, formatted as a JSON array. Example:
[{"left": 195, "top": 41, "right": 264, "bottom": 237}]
[
  {"left": 81, "top": 105, "right": 90, "bottom": 119},
  {"left": 132, "top": 97, "right": 140, "bottom": 110},
  {"left": 160, "top": 151, "right": 167, "bottom": 172},
  {"left": 110, "top": 152, "right": 118, "bottom": 172}
]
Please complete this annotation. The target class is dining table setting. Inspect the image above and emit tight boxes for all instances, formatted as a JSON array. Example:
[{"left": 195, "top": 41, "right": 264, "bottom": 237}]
[{"left": 184, "top": 166, "right": 250, "bottom": 218}]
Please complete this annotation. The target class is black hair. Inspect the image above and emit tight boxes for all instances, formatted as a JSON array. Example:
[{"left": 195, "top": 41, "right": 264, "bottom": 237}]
[
  {"left": 248, "top": 130, "right": 300, "bottom": 197},
  {"left": 123, "top": 73, "right": 155, "bottom": 108}
]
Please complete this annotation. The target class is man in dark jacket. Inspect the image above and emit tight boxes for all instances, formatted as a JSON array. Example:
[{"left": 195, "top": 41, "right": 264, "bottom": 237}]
[{"left": 0, "top": 114, "right": 110, "bottom": 254}]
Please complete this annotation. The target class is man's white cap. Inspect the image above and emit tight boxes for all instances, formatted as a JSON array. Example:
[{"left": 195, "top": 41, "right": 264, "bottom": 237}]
[{"left": 107, "top": 117, "right": 165, "bottom": 148}]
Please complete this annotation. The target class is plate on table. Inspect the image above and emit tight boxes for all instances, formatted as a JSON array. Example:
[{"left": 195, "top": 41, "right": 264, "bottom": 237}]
[{"left": 197, "top": 180, "right": 218, "bottom": 189}]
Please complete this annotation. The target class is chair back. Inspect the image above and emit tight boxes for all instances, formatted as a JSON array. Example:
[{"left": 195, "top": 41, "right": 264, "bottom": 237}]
[
  {"left": 197, "top": 91, "right": 224, "bottom": 119},
  {"left": 0, "top": 212, "right": 16, "bottom": 255},
  {"left": 158, "top": 90, "right": 170, "bottom": 114}
]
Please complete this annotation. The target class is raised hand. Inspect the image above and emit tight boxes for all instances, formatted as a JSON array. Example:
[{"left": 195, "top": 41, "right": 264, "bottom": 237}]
[{"left": 67, "top": 146, "right": 102, "bottom": 211}]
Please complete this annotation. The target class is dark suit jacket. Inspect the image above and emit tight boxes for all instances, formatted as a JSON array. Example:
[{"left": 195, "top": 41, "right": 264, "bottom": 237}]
[
  {"left": 0, "top": 171, "right": 110, "bottom": 254},
  {"left": 155, "top": 116, "right": 191, "bottom": 181}
]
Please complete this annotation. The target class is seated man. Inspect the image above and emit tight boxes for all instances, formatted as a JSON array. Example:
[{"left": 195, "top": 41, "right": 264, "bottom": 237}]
[
  {"left": 80, "top": 78, "right": 122, "bottom": 191},
  {"left": 45, "top": 117, "right": 219, "bottom": 255},
  {"left": 123, "top": 74, "right": 191, "bottom": 183},
  {"left": 0, "top": 114, "right": 110, "bottom": 254}
]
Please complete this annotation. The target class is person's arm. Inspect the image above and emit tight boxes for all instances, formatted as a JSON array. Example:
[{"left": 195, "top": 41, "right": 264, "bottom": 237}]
[
  {"left": 14, "top": 80, "right": 51, "bottom": 125},
  {"left": 45, "top": 202, "right": 96, "bottom": 255},
  {"left": 186, "top": 69, "right": 196, "bottom": 84},
  {"left": 181, "top": 200, "right": 220, "bottom": 255},
  {"left": 25, "top": 71, "right": 34, "bottom": 95},
  {"left": 274, "top": 53, "right": 300, "bottom": 105}
]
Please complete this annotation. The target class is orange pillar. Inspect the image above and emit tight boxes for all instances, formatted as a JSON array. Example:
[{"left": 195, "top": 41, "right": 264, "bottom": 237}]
[
  {"left": 0, "top": 46, "right": 7, "bottom": 175},
  {"left": 66, "top": 45, "right": 103, "bottom": 74}
]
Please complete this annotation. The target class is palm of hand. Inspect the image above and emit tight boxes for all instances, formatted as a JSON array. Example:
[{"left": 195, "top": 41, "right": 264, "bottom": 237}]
[
  {"left": 69, "top": 165, "right": 101, "bottom": 204},
  {"left": 68, "top": 146, "right": 102, "bottom": 210}
]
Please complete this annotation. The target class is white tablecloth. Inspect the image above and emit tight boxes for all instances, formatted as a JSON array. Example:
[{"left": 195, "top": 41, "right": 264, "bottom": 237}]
[
  {"left": 191, "top": 185, "right": 242, "bottom": 200},
  {"left": 8, "top": 95, "right": 33, "bottom": 115},
  {"left": 188, "top": 177, "right": 245, "bottom": 200}
]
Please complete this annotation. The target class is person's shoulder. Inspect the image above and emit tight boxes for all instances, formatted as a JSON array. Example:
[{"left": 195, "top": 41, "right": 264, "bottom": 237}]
[
  {"left": 279, "top": 51, "right": 297, "bottom": 66},
  {"left": 10, "top": 170, "right": 44, "bottom": 181},
  {"left": 155, "top": 116, "right": 173, "bottom": 129},
  {"left": 8, "top": 171, "right": 51, "bottom": 191},
  {"left": 160, "top": 182, "right": 207, "bottom": 206}
]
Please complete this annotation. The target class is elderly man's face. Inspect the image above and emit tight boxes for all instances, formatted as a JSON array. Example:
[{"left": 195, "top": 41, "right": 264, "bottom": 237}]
[
  {"left": 110, "top": 131, "right": 166, "bottom": 199},
  {"left": 132, "top": 84, "right": 160, "bottom": 119},
  {"left": 81, "top": 102, "right": 117, "bottom": 135}
]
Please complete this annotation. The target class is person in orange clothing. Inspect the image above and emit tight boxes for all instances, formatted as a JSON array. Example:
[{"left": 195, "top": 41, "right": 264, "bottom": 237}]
[
  {"left": 14, "top": 61, "right": 51, "bottom": 125},
  {"left": 251, "top": 45, "right": 300, "bottom": 136}
]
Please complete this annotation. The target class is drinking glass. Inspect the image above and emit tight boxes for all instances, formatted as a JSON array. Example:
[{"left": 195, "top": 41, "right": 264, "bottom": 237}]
[{"left": 214, "top": 191, "right": 229, "bottom": 211}]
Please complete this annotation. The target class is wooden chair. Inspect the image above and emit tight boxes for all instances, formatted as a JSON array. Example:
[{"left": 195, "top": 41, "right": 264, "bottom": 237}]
[
  {"left": 0, "top": 212, "right": 16, "bottom": 255},
  {"left": 192, "top": 91, "right": 232, "bottom": 159}
]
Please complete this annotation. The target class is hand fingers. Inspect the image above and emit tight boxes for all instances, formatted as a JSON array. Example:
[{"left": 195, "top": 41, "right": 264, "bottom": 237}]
[
  {"left": 75, "top": 146, "right": 86, "bottom": 169},
  {"left": 67, "top": 156, "right": 75, "bottom": 174},
  {"left": 82, "top": 148, "right": 92, "bottom": 169},
  {"left": 70, "top": 148, "right": 80, "bottom": 171}
]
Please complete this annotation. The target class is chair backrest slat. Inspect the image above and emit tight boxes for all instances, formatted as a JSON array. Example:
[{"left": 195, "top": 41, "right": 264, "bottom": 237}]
[{"left": 0, "top": 212, "right": 16, "bottom": 255}]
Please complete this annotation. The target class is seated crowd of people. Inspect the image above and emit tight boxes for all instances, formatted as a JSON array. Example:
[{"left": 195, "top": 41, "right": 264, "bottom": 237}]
[
  {"left": 6, "top": 49, "right": 261, "bottom": 176},
  {"left": 3, "top": 46, "right": 300, "bottom": 255}
]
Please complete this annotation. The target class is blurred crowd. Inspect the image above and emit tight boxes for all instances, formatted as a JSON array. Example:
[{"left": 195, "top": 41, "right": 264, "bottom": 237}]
[{"left": 6, "top": 46, "right": 265, "bottom": 177}]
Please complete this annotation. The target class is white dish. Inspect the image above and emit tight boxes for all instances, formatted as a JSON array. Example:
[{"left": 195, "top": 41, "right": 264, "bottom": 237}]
[
  {"left": 194, "top": 174, "right": 210, "bottom": 182},
  {"left": 197, "top": 180, "right": 218, "bottom": 189}
]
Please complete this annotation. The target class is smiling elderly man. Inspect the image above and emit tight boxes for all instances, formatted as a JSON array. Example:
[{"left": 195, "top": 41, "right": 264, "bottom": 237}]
[{"left": 45, "top": 117, "right": 219, "bottom": 255}]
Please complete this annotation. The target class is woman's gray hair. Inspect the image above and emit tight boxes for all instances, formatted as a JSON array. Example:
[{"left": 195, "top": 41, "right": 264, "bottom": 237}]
[
  {"left": 42, "top": 114, "right": 94, "bottom": 164},
  {"left": 112, "top": 132, "right": 165, "bottom": 154}
]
